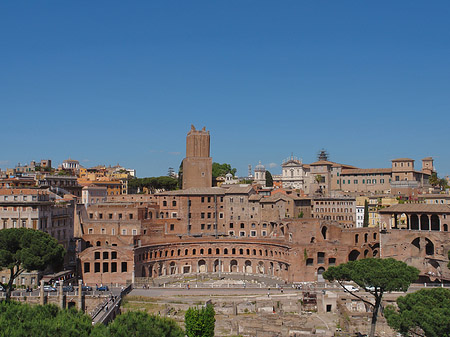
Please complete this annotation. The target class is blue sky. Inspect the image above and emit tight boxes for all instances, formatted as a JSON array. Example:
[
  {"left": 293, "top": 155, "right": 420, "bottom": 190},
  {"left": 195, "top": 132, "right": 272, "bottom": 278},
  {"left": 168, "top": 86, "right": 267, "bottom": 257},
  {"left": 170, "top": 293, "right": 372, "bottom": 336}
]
[{"left": 1, "top": 1, "right": 449, "bottom": 177}]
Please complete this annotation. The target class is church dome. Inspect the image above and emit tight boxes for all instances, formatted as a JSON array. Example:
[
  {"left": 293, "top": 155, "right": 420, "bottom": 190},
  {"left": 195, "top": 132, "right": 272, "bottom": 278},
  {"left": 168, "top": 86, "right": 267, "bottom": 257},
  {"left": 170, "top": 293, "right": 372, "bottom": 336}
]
[{"left": 255, "top": 161, "right": 265, "bottom": 172}]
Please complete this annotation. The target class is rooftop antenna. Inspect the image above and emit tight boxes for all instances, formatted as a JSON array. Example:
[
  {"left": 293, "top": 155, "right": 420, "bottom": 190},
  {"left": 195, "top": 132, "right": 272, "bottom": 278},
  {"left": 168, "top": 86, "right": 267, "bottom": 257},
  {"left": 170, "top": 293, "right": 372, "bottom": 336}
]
[{"left": 248, "top": 164, "right": 252, "bottom": 178}]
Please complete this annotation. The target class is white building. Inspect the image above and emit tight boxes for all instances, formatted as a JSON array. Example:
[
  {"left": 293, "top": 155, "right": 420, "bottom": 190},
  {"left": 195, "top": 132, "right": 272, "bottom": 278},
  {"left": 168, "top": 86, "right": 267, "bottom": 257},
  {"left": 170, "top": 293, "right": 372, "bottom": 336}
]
[
  {"left": 254, "top": 162, "right": 266, "bottom": 187},
  {"left": 356, "top": 205, "right": 365, "bottom": 228},
  {"left": 62, "top": 158, "right": 80, "bottom": 171},
  {"left": 280, "top": 155, "right": 308, "bottom": 191},
  {"left": 82, "top": 185, "right": 108, "bottom": 205}
]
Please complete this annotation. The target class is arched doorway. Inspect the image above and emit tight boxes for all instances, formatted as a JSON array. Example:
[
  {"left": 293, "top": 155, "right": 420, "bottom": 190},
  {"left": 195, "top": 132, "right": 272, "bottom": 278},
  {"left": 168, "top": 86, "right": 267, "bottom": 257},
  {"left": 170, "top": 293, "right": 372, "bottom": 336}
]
[
  {"left": 198, "top": 260, "right": 207, "bottom": 273},
  {"left": 348, "top": 250, "right": 360, "bottom": 261},
  {"left": 230, "top": 260, "right": 238, "bottom": 273},
  {"left": 213, "top": 259, "right": 220, "bottom": 273},
  {"left": 420, "top": 214, "right": 429, "bottom": 230},
  {"left": 257, "top": 261, "right": 264, "bottom": 274},
  {"left": 244, "top": 260, "right": 252, "bottom": 273},
  {"left": 425, "top": 238, "right": 434, "bottom": 255},
  {"left": 410, "top": 214, "right": 419, "bottom": 230},
  {"left": 170, "top": 262, "right": 176, "bottom": 275},
  {"left": 431, "top": 215, "right": 440, "bottom": 231},
  {"left": 317, "top": 267, "right": 326, "bottom": 282}
]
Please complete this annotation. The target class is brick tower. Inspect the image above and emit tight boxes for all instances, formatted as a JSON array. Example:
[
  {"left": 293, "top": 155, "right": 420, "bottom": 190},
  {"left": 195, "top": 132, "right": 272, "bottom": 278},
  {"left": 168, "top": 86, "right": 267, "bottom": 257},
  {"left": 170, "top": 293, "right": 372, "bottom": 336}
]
[{"left": 182, "top": 125, "right": 212, "bottom": 189}]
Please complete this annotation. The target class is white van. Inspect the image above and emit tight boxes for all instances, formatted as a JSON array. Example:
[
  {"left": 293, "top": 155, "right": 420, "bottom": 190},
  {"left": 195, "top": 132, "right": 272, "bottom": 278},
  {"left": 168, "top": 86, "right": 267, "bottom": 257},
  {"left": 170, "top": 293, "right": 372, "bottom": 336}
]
[{"left": 343, "top": 285, "right": 359, "bottom": 292}]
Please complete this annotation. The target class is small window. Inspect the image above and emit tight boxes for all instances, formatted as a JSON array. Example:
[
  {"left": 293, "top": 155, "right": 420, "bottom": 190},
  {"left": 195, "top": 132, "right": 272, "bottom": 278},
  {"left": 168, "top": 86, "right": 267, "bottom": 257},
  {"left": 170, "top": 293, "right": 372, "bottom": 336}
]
[
  {"left": 121, "top": 262, "right": 127, "bottom": 272},
  {"left": 94, "top": 252, "right": 100, "bottom": 260},
  {"left": 111, "top": 262, "right": 117, "bottom": 273},
  {"left": 84, "top": 262, "right": 90, "bottom": 273},
  {"left": 103, "top": 252, "right": 109, "bottom": 259},
  {"left": 94, "top": 262, "right": 100, "bottom": 273},
  {"left": 170, "top": 224, "right": 174, "bottom": 231}
]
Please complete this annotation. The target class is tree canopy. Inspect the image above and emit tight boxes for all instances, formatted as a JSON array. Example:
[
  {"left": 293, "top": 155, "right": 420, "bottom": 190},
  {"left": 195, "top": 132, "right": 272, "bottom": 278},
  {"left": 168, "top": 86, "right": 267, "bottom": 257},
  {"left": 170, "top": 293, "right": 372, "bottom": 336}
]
[
  {"left": 429, "top": 172, "right": 449, "bottom": 190},
  {"left": 128, "top": 176, "right": 179, "bottom": 193},
  {"left": 385, "top": 288, "right": 450, "bottom": 337},
  {"left": 0, "top": 301, "right": 105, "bottom": 337},
  {"left": 0, "top": 301, "right": 184, "bottom": 337},
  {"left": 265, "top": 171, "right": 273, "bottom": 187},
  {"left": 185, "top": 303, "right": 215, "bottom": 337},
  {"left": 212, "top": 163, "right": 236, "bottom": 178},
  {"left": 0, "top": 228, "right": 65, "bottom": 300},
  {"left": 323, "top": 258, "right": 419, "bottom": 337},
  {"left": 107, "top": 311, "right": 184, "bottom": 337}
]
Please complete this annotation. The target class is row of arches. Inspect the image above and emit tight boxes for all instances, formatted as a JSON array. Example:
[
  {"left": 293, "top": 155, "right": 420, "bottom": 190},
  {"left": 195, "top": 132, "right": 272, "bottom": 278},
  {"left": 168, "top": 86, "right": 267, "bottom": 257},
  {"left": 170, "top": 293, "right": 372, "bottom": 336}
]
[
  {"left": 140, "top": 258, "right": 290, "bottom": 279},
  {"left": 392, "top": 213, "right": 447, "bottom": 231},
  {"left": 136, "top": 245, "right": 289, "bottom": 263},
  {"left": 348, "top": 247, "right": 379, "bottom": 261}
]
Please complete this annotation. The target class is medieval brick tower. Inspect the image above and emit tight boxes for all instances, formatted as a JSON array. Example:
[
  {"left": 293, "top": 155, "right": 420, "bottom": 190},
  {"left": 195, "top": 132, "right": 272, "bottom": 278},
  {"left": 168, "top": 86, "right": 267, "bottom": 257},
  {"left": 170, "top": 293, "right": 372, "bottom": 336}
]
[{"left": 182, "top": 125, "right": 212, "bottom": 189}]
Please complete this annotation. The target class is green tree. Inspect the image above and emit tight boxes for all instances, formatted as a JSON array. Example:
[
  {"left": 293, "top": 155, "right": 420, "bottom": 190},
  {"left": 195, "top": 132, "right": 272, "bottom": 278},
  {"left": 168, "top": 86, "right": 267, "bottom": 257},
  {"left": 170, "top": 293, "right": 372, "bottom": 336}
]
[
  {"left": 363, "top": 199, "right": 369, "bottom": 227},
  {"left": 429, "top": 172, "right": 439, "bottom": 187},
  {"left": 212, "top": 163, "right": 236, "bottom": 178},
  {"left": 265, "top": 171, "right": 273, "bottom": 187},
  {"left": 107, "top": 311, "right": 183, "bottom": 337},
  {"left": 0, "top": 301, "right": 105, "bottom": 337},
  {"left": 385, "top": 288, "right": 450, "bottom": 337},
  {"left": 323, "top": 258, "right": 419, "bottom": 337},
  {"left": 185, "top": 303, "right": 215, "bottom": 337},
  {"left": 128, "top": 176, "right": 178, "bottom": 193},
  {"left": 0, "top": 228, "right": 65, "bottom": 301}
]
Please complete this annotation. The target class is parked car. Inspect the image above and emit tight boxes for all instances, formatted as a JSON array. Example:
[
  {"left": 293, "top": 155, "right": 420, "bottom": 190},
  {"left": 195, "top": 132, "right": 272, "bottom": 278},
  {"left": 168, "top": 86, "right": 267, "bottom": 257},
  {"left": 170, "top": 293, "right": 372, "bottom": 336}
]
[
  {"left": 96, "top": 285, "right": 109, "bottom": 291},
  {"left": 43, "top": 285, "right": 57, "bottom": 292},
  {"left": 0, "top": 286, "right": 5, "bottom": 292},
  {"left": 343, "top": 285, "right": 359, "bottom": 292},
  {"left": 63, "top": 285, "right": 74, "bottom": 292},
  {"left": 82, "top": 285, "right": 92, "bottom": 291}
]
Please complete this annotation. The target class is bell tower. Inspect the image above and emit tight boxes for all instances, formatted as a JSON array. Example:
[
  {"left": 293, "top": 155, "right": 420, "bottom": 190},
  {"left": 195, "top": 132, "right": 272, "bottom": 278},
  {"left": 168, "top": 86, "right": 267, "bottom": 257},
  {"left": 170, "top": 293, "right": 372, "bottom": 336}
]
[{"left": 182, "top": 125, "right": 212, "bottom": 189}]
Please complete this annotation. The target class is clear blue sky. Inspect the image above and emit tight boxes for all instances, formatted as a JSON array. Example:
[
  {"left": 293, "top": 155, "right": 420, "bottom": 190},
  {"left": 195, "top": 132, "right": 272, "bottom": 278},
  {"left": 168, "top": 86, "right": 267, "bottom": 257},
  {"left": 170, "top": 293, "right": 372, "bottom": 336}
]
[{"left": 1, "top": 1, "right": 449, "bottom": 177}]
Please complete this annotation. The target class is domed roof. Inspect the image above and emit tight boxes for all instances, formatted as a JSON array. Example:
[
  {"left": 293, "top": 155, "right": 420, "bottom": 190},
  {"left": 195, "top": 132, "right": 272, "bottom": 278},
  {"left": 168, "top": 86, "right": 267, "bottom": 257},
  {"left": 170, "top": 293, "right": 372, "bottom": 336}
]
[
  {"left": 225, "top": 173, "right": 233, "bottom": 178},
  {"left": 255, "top": 161, "right": 265, "bottom": 171}
]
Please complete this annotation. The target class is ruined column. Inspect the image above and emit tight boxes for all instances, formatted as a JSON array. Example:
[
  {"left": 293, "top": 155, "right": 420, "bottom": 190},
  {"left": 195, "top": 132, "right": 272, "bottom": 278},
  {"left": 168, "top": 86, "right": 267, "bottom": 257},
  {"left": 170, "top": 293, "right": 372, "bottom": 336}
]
[
  {"left": 77, "top": 279, "right": 83, "bottom": 311},
  {"left": 39, "top": 280, "right": 45, "bottom": 306},
  {"left": 58, "top": 282, "right": 64, "bottom": 309}
]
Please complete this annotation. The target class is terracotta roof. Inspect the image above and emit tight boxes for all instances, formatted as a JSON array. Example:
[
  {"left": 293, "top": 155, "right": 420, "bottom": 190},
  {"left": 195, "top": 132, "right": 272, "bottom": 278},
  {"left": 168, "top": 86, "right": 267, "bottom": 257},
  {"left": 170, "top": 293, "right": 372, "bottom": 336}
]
[
  {"left": 160, "top": 187, "right": 225, "bottom": 196},
  {"left": 224, "top": 185, "right": 254, "bottom": 195},
  {"left": 422, "top": 157, "right": 433, "bottom": 160},
  {"left": 341, "top": 168, "right": 392, "bottom": 175},
  {"left": 0, "top": 188, "right": 47, "bottom": 195},
  {"left": 260, "top": 193, "right": 292, "bottom": 203},
  {"left": 379, "top": 204, "right": 450, "bottom": 213},
  {"left": 391, "top": 158, "right": 414, "bottom": 162},
  {"left": 309, "top": 160, "right": 357, "bottom": 169},
  {"left": 309, "top": 160, "right": 335, "bottom": 166},
  {"left": 249, "top": 194, "right": 262, "bottom": 201}
]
